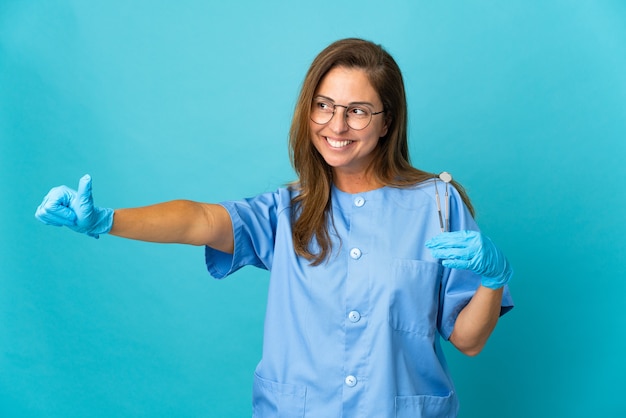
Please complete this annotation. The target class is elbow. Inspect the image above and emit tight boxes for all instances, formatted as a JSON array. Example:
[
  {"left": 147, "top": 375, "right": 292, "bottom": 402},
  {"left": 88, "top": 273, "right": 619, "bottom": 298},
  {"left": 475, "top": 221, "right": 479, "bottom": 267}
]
[
  {"left": 458, "top": 344, "right": 485, "bottom": 357},
  {"left": 450, "top": 333, "right": 488, "bottom": 357}
]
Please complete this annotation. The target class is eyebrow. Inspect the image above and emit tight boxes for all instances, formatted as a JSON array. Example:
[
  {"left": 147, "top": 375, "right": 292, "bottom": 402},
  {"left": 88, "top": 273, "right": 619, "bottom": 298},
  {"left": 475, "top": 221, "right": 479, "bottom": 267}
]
[{"left": 314, "top": 95, "right": 376, "bottom": 108}]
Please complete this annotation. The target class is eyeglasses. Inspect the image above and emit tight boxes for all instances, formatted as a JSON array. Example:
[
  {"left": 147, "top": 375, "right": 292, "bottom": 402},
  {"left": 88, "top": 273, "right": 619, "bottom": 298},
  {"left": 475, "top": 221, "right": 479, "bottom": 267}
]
[{"left": 310, "top": 97, "right": 385, "bottom": 131}]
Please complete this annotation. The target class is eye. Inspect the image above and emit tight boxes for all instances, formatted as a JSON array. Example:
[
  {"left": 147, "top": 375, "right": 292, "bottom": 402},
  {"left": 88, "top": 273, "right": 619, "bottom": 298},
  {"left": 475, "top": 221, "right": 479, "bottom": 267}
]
[
  {"left": 314, "top": 99, "right": 333, "bottom": 112},
  {"left": 347, "top": 106, "right": 370, "bottom": 118}
]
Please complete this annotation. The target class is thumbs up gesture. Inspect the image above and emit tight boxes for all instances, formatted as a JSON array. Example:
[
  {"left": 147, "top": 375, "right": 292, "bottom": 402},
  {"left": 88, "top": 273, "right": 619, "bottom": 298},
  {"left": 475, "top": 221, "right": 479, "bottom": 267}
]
[{"left": 35, "top": 175, "right": 114, "bottom": 239}]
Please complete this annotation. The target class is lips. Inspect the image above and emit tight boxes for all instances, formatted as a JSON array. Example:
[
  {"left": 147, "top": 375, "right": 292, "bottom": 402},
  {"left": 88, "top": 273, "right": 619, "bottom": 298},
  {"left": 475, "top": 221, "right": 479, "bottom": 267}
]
[{"left": 325, "top": 137, "right": 353, "bottom": 148}]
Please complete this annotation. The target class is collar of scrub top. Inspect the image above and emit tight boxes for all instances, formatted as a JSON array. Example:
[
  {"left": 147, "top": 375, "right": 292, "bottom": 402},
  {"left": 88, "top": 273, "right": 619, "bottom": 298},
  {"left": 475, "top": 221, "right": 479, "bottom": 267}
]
[{"left": 434, "top": 172, "right": 452, "bottom": 232}]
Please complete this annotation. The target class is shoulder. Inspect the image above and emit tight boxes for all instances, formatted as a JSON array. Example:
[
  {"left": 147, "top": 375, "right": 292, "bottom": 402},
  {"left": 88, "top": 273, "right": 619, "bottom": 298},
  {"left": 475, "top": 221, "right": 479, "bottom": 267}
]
[
  {"left": 220, "top": 186, "right": 296, "bottom": 213},
  {"left": 381, "top": 179, "right": 469, "bottom": 211},
  {"left": 383, "top": 179, "right": 437, "bottom": 199}
]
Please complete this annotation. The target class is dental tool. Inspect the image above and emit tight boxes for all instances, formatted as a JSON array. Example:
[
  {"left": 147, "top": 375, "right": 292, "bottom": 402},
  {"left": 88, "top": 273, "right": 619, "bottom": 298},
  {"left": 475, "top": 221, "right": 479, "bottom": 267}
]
[{"left": 434, "top": 172, "right": 452, "bottom": 232}]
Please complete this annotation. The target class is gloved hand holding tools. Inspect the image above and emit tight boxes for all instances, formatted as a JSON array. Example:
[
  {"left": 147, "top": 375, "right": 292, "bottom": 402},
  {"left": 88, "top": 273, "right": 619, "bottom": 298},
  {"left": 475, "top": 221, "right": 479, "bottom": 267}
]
[{"left": 426, "top": 230, "right": 513, "bottom": 290}]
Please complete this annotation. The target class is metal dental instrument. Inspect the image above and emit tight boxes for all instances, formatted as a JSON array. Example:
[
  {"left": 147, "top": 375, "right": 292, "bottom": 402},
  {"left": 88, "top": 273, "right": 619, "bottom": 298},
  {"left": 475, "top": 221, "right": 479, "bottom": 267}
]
[{"left": 434, "top": 172, "right": 452, "bottom": 232}]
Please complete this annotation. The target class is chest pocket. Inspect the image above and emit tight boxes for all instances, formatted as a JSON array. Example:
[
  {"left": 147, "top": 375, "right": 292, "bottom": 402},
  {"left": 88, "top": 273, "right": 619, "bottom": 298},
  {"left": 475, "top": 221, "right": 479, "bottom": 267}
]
[{"left": 388, "top": 259, "right": 443, "bottom": 337}]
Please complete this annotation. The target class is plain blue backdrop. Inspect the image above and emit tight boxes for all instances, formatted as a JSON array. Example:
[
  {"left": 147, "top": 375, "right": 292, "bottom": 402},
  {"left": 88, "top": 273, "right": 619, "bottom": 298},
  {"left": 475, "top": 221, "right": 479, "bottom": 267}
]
[{"left": 2, "top": 0, "right": 625, "bottom": 417}]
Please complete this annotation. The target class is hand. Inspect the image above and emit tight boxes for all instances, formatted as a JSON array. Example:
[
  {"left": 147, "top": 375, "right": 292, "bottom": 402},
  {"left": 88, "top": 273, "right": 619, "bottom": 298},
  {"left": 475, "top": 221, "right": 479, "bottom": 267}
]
[
  {"left": 35, "top": 174, "right": 114, "bottom": 239},
  {"left": 425, "top": 230, "right": 513, "bottom": 289}
]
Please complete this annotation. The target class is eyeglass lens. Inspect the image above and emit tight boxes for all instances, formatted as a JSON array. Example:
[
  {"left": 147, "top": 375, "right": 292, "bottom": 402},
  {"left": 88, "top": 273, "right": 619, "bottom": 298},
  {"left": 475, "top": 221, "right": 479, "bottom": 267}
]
[{"left": 310, "top": 98, "right": 375, "bottom": 130}]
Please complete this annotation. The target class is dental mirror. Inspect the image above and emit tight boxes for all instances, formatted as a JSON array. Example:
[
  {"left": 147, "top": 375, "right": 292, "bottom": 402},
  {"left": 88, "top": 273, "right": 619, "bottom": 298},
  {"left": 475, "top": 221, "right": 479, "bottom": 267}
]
[{"left": 439, "top": 172, "right": 452, "bottom": 183}]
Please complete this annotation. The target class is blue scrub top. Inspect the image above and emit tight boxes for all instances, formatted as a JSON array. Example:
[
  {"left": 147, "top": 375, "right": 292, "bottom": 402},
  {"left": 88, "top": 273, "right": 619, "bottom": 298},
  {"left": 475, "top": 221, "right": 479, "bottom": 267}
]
[{"left": 205, "top": 181, "right": 514, "bottom": 418}]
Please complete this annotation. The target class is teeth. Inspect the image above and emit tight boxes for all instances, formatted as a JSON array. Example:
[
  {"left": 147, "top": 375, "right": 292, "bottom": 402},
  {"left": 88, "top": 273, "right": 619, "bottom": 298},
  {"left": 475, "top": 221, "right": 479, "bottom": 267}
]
[{"left": 326, "top": 138, "right": 352, "bottom": 148}]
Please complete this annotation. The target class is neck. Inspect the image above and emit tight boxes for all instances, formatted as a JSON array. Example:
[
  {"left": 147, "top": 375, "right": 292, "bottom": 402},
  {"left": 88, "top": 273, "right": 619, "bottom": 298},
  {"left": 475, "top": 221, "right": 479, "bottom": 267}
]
[{"left": 333, "top": 170, "right": 383, "bottom": 194}]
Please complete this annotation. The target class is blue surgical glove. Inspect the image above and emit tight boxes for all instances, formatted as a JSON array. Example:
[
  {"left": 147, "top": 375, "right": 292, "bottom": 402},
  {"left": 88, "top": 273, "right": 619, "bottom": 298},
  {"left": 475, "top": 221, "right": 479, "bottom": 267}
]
[
  {"left": 425, "top": 230, "right": 513, "bottom": 289},
  {"left": 35, "top": 174, "right": 114, "bottom": 239}
]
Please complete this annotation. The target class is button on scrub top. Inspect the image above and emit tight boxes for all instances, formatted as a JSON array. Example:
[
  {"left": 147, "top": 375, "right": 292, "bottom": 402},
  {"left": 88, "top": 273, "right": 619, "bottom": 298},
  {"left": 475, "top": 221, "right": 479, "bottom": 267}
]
[{"left": 205, "top": 182, "right": 514, "bottom": 417}]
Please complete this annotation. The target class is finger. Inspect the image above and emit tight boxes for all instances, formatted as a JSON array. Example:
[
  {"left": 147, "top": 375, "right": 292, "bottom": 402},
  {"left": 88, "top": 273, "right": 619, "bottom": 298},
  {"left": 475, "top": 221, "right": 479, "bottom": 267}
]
[
  {"left": 35, "top": 188, "right": 78, "bottom": 226},
  {"left": 428, "top": 246, "right": 474, "bottom": 261},
  {"left": 76, "top": 174, "right": 93, "bottom": 205},
  {"left": 442, "top": 259, "right": 472, "bottom": 270},
  {"left": 425, "top": 230, "right": 475, "bottom": 249},
  {"left": 426, "top": 239, "right": 467, "bottom": 250},
  {"left": 36, "top": 206, "right": 77, "bottom": 226}
]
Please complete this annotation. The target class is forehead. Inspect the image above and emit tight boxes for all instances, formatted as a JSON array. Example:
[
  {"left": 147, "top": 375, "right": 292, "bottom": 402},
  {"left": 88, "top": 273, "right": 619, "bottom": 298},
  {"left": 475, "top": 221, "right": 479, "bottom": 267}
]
[{"left": 315, "top": 66, "right": 381, "bottom": 104}]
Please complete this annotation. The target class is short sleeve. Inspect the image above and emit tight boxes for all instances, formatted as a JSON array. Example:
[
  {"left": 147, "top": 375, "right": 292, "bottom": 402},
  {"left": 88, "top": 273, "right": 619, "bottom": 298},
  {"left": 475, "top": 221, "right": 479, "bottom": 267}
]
[
  {"left": 436, "top": 185, "right": 515, "bottom": 339},
  {"left": 205, "top": 190, "right": 284, "bottom": 279}
]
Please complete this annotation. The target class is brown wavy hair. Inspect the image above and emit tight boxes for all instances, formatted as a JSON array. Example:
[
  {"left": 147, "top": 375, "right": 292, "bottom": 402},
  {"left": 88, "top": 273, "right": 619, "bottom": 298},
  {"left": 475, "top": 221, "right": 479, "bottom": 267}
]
[{"left": 289, "top": 38, "right": 474, "bottom": 265}]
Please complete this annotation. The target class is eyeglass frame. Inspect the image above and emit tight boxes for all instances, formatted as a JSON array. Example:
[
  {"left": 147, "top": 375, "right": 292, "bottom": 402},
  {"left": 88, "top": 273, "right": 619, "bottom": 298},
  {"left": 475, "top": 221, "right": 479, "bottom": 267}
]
[{"left": 309, "top": 96, "right": 385, "bottom": 131}]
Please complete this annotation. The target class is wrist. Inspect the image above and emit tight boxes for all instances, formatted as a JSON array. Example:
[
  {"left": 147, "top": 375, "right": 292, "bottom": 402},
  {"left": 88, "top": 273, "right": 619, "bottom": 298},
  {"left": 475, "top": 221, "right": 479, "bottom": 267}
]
[
  {"left": 90, "top": 207, "right": 114, "bottom": 238},
  {"left": 73, "top": 207, "right": 114, "bottom": 239},
  {"left": 480, "top": 259, "right": 513, "bottom": 290}
]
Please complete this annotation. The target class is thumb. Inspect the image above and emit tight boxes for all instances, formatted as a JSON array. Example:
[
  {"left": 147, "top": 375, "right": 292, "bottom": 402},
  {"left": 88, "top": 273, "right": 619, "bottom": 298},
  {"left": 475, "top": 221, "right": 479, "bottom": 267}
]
[{"left": 76, "top": 174, "right": 94, "bottom": 207}]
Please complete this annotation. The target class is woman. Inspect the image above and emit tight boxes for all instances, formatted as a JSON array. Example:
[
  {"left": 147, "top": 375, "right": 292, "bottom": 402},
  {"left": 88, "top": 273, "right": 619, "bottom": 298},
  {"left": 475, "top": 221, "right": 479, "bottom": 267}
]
[{"left": 36, "top": 38, "right": 513, "bottom": 417}]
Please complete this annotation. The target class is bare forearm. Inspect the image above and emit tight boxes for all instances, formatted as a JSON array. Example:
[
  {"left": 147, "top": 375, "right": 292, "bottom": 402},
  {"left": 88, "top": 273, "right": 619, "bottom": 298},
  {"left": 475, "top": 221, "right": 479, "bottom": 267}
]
[
  {"left": 109, "top": 200, "right": 233, "bottom": 252},
  {"left": 449, "top": 286, "right": 503, "bottom": 356}
]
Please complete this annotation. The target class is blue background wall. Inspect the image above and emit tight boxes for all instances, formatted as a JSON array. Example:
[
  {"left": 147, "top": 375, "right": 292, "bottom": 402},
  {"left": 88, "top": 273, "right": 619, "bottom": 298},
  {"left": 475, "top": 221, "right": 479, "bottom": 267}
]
[{"left": 2, "top": 1, "right": 625, "bottom": 416}]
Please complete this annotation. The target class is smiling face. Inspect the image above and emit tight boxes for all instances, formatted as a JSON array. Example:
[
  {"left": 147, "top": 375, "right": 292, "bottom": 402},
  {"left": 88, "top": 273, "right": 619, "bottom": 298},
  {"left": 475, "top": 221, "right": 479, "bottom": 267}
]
[{"left": 309, "top": 66, "right": 388, "bottom": 191}]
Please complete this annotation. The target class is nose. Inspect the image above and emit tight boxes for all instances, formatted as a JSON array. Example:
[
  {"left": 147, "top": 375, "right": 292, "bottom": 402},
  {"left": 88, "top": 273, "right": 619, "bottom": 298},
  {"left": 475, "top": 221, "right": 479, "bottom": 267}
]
[{"left": 328, "top": 105, "right": 349, "bottom": 133}]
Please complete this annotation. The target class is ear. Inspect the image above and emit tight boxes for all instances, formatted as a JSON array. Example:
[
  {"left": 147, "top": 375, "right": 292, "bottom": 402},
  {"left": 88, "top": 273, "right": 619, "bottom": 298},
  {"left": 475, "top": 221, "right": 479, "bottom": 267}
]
[{"left": 379, "top": 116, "right": 390, "bottom": 138}]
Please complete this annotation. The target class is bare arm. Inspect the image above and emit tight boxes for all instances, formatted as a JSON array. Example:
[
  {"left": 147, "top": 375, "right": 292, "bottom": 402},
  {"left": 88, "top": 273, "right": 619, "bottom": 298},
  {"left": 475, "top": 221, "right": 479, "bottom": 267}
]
[
  {"left": 449, "top": 286, "right": 503, "bottom": 356},
  {"left": 425, "top": 230, "right": 513, "bottom": 356},
  {"left": 35, "top": 176, "right": 234, "bottom": 252},
  {"left": 110, "top": 200, "right": 234, "bottom": 253}
]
